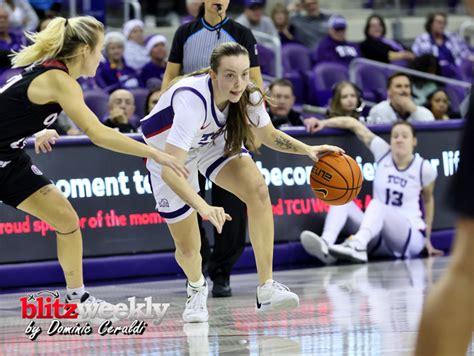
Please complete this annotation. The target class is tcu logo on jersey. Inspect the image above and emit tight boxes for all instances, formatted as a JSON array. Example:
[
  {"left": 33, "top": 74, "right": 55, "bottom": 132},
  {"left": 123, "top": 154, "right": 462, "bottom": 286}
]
[
  {"left": 198, "top": 132, "right": 220, "bottom": 146},
  {"left": 387, "top": 174, "right": 407, "bottom": 188}
]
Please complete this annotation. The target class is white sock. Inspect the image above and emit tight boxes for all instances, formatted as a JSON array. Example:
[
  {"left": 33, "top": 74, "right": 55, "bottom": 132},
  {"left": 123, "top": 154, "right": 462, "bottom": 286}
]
[
  {"left": 189, "top": 275, "right": 205, "bottom": 289},
  {"left": 67, "top": 285, "right": 85, "bottom": 299},
  {"left": 352, "top": 228, "right": 372, "bottom": 247}
]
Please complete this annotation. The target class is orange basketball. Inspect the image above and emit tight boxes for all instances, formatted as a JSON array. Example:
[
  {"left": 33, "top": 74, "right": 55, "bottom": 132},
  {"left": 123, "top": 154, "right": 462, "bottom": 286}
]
[{"left": 310, "top": 153, "right": 363, "bottom": 206}]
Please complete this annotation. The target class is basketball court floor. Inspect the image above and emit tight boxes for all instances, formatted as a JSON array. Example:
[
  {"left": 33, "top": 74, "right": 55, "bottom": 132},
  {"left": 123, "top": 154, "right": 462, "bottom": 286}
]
[{"left": 1, "top": 256, "right": 472, "bottom": 355}]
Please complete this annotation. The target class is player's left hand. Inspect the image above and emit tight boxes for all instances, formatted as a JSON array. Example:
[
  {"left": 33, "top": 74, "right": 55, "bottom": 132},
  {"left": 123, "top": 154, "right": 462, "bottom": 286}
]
[
  {"left": 35, "top": 129, "right": 59, "bottom": 154},
  {"left": 307, "top": 144, "right": 344, "bottom": 162},
  {"left": 425, "top": 240, "right": 444, "bottom": 257}
]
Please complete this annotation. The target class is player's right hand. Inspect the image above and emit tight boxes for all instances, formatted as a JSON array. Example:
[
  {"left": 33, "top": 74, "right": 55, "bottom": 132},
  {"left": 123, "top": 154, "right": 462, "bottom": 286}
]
[
  {"left": 198, "top": 205, "right": 232, "bottom": 234},
  {"left": 151, "top": 150, "right": 190, "bottom": 178}
]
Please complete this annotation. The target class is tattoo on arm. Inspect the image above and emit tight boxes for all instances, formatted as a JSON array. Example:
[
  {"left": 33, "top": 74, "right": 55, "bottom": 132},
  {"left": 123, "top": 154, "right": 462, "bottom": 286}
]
[
  {"left": 39, "top": 185, "right": 53, "bottom": 196},
  {"left": 274, "top": 135, "right": 297, "bottom": 152}
]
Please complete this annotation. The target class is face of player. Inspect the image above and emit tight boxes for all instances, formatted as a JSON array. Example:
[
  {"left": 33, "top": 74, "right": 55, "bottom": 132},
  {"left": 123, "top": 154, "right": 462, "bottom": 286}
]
[
  {"left": 211, "top": 54, "right": 250, "bottom": 106},
  {"left": 339, "top": 85, "right": 358, "bottom": 112},
  {"left": 430, "top": 91, "right": 449, "bottom": 118},
  {"left": 204, "top": 0, "right": 229, "bottom": 16},
  {"left": 388, "top": 75, "right": 411, "bottom": 99},
  {"left": 147, "top": 90, "right": 161, "bottom": 114},
  {"left": 270, "top": 85, "right": 294, "bottom": 117},
  {"left": 81, "top": 32, "right": 105, "bottom": 77},
  {"left": 390, "top": 124, "right": 416, "bottom": 157},
  {"left": 106, "top": 42, "right": 124, "bottom": 62}
]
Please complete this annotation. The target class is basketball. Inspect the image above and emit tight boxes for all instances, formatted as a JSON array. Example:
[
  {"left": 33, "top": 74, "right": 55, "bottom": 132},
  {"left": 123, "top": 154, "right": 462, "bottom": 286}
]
[{"left": 310, "top": 153, "right": 363, "bottom": 206}]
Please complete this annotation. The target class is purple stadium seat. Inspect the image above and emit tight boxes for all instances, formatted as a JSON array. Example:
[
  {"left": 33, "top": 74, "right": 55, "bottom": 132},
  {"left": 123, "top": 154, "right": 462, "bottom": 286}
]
[
  {"left": 0, "top": 67, "right": 23, "bottom": 86},
  {"left": 83, "top": 89, "right": 109, "bottom": 121},
  {"left": 444, "top": 84, "right": 467, "bottom": 110},
  {"left": 281, "top": 43, "right": 312, "bottom": 103},
  {"left": 353, "top": 63, "right": 387, "bottom": 102},
  {"left": 308, "top": 62, "right": 349, "bottom": 106},
  {"left": 129, "top": 87, "right": 150, "bottom": 121},
  {"left": 256, "top": 44, "right": 275, "bottom": 77}
]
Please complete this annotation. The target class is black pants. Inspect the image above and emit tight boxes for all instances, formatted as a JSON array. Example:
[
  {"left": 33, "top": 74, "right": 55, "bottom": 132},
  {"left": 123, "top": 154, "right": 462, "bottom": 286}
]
[{"left": 198, "top": 174, "right": 247, "bottom": 280}]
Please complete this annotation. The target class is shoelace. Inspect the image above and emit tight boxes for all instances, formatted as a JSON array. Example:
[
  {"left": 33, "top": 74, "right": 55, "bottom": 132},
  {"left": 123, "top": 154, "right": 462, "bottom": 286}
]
[
  {"left": 187, "top": 288, "right": 206, "bottom": 311},
  {"left": 269, "top": 281, "right": 290, "bottom": 292}
]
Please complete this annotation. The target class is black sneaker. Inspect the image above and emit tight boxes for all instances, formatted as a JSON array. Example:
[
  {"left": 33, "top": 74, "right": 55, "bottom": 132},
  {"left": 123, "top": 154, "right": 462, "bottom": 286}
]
[{"left": 211, "top": 275, "right": 232, "bottom": 298}]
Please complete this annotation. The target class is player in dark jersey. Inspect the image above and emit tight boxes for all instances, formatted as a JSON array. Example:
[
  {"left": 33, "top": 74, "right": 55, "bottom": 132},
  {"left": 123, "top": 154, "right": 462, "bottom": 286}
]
[
  {"left": 415, "top": 2, "right": 474, "bottom": 354},
  {"left": 0, "top": 16, "right": 187, "bottom": 314}
]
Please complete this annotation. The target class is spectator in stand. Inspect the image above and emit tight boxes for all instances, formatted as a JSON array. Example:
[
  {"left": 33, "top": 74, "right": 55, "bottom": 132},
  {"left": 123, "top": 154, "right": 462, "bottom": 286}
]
[
  {"left": 140, "top": 35, "right": 167, "bottom": 89},
  {"left": 267, "top": 79, "right": 319, "bottom": 132},
  {"left": 425, "top": 89, "right": 459, "bottom": 120},
  {"left": 410, "top": 54, "right": 440, "bottom": 105},
  {"left": 271, "top": 3, "right": 299, "bottom": 45},
  {"left": 95, "top": 31, "right": 141, "bottom": 93},
  {"left": 182, "top": 0, "right": 203, "bottom": 24},
  {"left": 236, "top": 0, "right": 278, "bottom": 46},
  {"left": 0, "top": 5, "right": 26, "bottom": 73},
  {"left": 289, "top": 0, "right": 330, "bottom": 50},
  {"left": 360, "top": 14, "right": 415, "bottom": 65},
  {"left": 367, "top": 73, "right": 435, "bottom": 124},
  {"left": 0, "top": 0, "right": 39, "bottom": 32},
  {"left": 123, "top": 19, "right": 149, "bottom": 72},
  {"left": 28, "top": 0, "right": 60, "bottom": 19},
  {"left": 412, "top": 12, "right": 473, "bottom": 68},
  {"left": 313, "top": 15, "right": 360, "bottom": 66},
  {"left": 36, "top": 14, "right": 53, "bottom": 31},
  {"left": 103, "top": 89, "right": 139, "bottom": 133},
  {"left": 327, "top": 81, "right": 364, "bottom": 120},
  {"left": 144, "top": 87, "right": 161, "bottom": 115}
]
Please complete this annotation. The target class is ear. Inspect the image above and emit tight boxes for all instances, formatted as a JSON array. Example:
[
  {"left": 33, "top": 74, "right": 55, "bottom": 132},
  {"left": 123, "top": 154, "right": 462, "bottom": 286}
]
[
  {"left": 82, "top": 44, "right": 92, "bottom": 57},
  {"left": 209, "top": 69, "right": 217, "bottom": 81}
]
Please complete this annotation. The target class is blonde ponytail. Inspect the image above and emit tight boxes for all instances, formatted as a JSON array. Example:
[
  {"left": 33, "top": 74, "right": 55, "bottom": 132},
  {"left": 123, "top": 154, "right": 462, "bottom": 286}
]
[{"left": 11, "top": 16, "right": 104, "bottom": 68}]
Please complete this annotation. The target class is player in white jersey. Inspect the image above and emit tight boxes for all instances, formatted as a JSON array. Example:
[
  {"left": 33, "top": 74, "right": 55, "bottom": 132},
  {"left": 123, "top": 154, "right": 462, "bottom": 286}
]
[
  {"left": 300, "top": 116, "right": 444, "bottom": 264},
  {"left": 141, "top": 42, "right": 344, "bottom": 322}
]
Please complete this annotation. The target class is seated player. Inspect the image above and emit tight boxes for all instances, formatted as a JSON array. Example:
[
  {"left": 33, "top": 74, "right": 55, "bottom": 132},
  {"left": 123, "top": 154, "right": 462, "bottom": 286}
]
[{"left": 300, "top": 116, "right": 443, "bottom": 264}]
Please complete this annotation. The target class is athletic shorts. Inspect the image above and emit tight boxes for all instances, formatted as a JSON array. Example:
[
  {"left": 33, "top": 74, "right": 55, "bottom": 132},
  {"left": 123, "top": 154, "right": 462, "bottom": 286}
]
[
  {"left": 450, "top": 88, "right": 474, "bottom": 217},
  {"left": 146, "top": 135, "right": 251, "bottom": 223},
  {"left": 0, "top": 152, "right": 51, "bottom": 207}
]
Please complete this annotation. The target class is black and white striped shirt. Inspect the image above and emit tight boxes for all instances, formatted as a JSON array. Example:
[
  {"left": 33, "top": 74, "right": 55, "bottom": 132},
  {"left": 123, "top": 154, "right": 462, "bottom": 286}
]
[{"left": 168, "top": 17, "right": 260, "bottom": 74}]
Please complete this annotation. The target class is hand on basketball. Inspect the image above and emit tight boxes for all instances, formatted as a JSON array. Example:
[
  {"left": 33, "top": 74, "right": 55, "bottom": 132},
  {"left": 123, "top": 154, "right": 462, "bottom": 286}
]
[
  {"left": 151, "top": 150, "right": 190, "bottom": 178},
  {"left": 34, "top": 129, "right": 59, "bottom": 154},
  {"left": 198, "top": 205, "right": 232, "bottom": 234},
  {"left": 307, "top": 144, "right": 345, "bottom": 162}
]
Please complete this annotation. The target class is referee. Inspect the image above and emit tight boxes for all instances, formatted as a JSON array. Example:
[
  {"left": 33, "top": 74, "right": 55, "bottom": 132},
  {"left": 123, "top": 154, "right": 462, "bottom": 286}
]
[{"left": 161, "top": 0, "right": 264, "bottom": 298}]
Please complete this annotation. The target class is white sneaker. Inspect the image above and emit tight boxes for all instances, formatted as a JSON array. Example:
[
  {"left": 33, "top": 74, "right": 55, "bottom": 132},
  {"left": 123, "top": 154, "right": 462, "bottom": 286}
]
[
  {"left": 300, "top": 230, "right": 336, "bottom": 265},
  {"left": 328, "top": 236, "right": 368, "bottom": 263},
  {"left": 183, "top": 281, "right": 209, "bottom": 323},
  {"left": 66, "top": 291, "right": 119, "bottom": 324},
  {"left": 256, "top": 280, "right": 299, "bottom": 313}
]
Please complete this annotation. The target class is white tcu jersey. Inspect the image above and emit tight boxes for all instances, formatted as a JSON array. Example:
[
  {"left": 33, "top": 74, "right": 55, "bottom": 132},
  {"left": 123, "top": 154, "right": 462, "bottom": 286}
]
[
  {"left": 140, "top": 74, "right": 270, "bottom": 152},
  {"left": 370, "top": 137, "right": 437, "bottom": 231}
]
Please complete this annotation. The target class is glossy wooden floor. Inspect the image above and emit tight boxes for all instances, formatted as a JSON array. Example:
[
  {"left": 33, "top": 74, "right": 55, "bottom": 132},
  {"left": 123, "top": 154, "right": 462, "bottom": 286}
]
[{"left": 1, "top": 257, "right": 473, "bottom": 355}]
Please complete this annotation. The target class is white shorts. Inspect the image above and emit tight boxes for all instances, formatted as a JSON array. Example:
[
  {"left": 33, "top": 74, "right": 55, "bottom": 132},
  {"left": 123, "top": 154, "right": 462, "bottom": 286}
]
[{"left": 146, "top": 135, "right": 250, "bottom": 223}]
